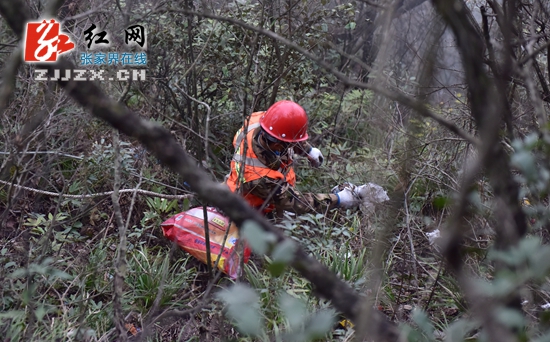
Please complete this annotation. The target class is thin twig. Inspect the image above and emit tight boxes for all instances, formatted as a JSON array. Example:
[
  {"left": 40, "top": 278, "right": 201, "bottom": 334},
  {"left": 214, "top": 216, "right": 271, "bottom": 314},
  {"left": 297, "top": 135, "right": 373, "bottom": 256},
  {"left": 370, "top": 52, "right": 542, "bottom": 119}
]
[
  {"left": 173, "top": 84, "right": 212, "bottom": 167},
  {"left": 0, "top": 179, "right": 191, "bottom": 199},
  {"left": 118, "top": 78, "right": 132, "bottom": 104},
  {"left": 423, "top": 260, "right": 444, "bottom": 310},
  {"left": 0, "top": 151, "right": 85, "bottom": 159},
  {"left": 403, "top": 164, "right": 429, "bottom": 285},
  {"left": 112, "top": 130, "right": 129, "bottom": 342},
  {"left": 172, "top": 84, "right": 214, "bottom": 275}
]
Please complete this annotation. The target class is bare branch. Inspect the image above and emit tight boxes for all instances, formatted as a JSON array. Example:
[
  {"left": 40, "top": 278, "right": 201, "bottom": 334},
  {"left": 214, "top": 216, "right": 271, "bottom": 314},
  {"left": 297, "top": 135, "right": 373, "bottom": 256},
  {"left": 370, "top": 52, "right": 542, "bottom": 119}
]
[
  {"left": 0, "top": 179, "right": 192, "bottom": 199},
  {"left": 111, "top": 130, "right": 129, "bottom": 342},
  {"left": 166, "top": 8, "right": 480, "bottom": 147},
  {"left": 174, "top": 84, "right": 212, "bottom": 167},
  {"left": 431, "top": 0, "right": 528, "bottom": 340}
]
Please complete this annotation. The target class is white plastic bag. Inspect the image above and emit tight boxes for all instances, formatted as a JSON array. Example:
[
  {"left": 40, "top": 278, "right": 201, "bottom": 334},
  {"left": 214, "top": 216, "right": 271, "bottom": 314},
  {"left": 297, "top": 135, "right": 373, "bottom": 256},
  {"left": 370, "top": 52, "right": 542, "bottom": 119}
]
[
  {"left": 331, "top": 182, "right": 389, "bottom": 214},
  {"left": 357, "top": 182, "right": 390, "bottom": 212}
]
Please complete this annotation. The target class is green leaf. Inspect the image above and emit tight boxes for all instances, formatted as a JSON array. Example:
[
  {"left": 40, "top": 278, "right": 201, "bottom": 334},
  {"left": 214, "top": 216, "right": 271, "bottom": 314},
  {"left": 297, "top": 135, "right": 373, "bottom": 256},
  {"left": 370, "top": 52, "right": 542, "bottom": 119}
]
[
  {"left": 9, "top": 268, "right": 29, "bottom": 279},
  {"left": 445, "top": 319, "right": 477, "bottom": 342},
  {"left": 412, "top": 308, "right": 434, "bottom": 338},
  {"left": 345, "top": 21, "right": 356, "bottom": 30},
  {"left": 35, "top": 305, "right": 48, "bottom": 321},
  {"left": 68, "top": 181, "right": 81, "bottom": 193},
  {"left": 530, "top": 245, "right": 550, "bottom": 277},
  {"left": 216, "top": 283, "right": 264, "bottom": 337},
  {"left": 268, "top": 262, "right": 286, "bottom": 277},
  {"left": 432, "top": 195, "right": 449, "bottom": 210},
  {"left": 524, "top": 133, "right": 539, "bottom": 148},
  {"left": 496, "top": 308, "right": 525, "bottom": 330},
  {"left": 305, "top": 309, "right": 335, "bottom": 339},
  {"left": 511, "top": 150, "right": 537, "bottom": 180},
  {"left": 0, "top": 310, "right": 25, "bottom": 320},
  {"left": 481, "top": 276, "right": 515, "bottom": 297},
  {"left": 241, "top": 220, "right": 276, "bottom": 255},
  {"left": 532, "top": 330, "right": 550, "bottom": 342},
  {"left": 49, "top": 269, "right": 73, "bottom": 280},
  {"left": 271, "top": 239, "right": 296, "bottom": 264},
  {"left": 279, "top": 292, "right": 307, "bottom": 329}
]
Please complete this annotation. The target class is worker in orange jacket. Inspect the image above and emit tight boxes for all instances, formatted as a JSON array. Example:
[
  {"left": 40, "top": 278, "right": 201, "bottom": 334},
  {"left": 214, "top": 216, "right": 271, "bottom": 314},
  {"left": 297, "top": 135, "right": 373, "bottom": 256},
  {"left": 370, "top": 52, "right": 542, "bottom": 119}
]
[{"left": 226, "top": 100, "right": 370, "bottom": 215}]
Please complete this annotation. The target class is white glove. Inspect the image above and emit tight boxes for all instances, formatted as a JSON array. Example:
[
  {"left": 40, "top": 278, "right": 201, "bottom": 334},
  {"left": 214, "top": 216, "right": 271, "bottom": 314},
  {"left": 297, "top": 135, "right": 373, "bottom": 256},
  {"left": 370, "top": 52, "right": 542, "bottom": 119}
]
[
  {"left": 333, "top": 183, "right": 361, "bottom": 209},
  {"left": 307, "top": 147, "right": 324, "bottom": 168},
  {"left": 335, "top": 188, "right": 360, "bottom": 208}
]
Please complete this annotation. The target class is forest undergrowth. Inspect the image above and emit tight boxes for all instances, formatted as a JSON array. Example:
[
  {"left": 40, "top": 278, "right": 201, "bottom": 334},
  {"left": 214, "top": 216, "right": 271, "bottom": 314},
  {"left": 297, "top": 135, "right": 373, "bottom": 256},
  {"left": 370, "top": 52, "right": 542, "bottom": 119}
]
[{"left": 2, "top": 0, "right": 550, "bottom": 341}]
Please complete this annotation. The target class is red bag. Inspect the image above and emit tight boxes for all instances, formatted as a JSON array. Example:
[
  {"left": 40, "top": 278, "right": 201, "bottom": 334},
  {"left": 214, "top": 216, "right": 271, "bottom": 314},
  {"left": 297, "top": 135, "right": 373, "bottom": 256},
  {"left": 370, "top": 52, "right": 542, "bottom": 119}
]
[{"left": 161, "top": 207, "right": 250, "bottom": 278}]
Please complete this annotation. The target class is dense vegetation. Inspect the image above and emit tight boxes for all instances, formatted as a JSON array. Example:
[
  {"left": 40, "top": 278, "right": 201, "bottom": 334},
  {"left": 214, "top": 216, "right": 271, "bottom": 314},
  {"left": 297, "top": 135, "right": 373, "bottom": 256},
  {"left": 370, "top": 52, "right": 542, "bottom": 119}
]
[{"left": 1, "top": 0, "right": 550, "bottom": 341}]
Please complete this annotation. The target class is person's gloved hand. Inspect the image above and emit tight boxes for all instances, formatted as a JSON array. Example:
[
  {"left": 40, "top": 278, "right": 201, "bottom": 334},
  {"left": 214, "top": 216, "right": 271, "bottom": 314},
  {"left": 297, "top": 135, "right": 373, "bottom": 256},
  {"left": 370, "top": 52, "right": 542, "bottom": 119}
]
[
  {"left": 333, "top": 183, "right": 361, "bottom": 209},
  {"left": 307, "top": 147, "right": 324, "bottom": 168},
  {"left": 335, "top": 188, "right": 360, "bottom": 208}
]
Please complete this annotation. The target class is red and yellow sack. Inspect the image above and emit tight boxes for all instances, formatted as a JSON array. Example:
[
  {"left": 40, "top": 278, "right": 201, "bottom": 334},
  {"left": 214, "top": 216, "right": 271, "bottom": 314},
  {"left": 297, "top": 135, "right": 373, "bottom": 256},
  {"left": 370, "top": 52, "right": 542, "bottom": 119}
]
[{"left": 161, "top": 207, "right": 250, "bottom": 278}]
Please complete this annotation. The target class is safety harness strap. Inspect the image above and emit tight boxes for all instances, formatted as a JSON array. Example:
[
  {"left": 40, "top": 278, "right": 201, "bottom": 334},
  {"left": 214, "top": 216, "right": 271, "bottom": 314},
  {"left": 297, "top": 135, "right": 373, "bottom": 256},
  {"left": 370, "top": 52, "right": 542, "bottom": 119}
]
[
  {"left": 235, "top": 122, "right": 260, "bottom": 147},
  {"left": 232, "top": 153, "right": 285, "bottom": 173}
]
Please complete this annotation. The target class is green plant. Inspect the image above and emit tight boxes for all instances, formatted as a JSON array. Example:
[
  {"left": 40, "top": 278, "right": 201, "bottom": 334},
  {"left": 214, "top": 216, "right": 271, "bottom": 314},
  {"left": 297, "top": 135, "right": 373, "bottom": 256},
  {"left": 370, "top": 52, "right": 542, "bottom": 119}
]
[
  {"left": 125, "top": 246, "right": 194, "bottom": 311},
  {"left": 24, "top": 212, "right": 68, "bottom": 235},
  {"left": 146, "top": 197, "right": 179, "bottom": 215},
  {"left": 219, "top": 222, "right": 339, "bottom": 341},
  {"left": 276, "top": 212, "right": 362, "bottom": 257},
  {"left": 0, "top": 257, "right": 73, "bottom": 341},
  {"left": 218, "top": 265, "right": 337, "bottom": 342},
  {"left": 140, "top": 197, "right": 180, "bottom": 228},
  {"left": 320, "top": 243, "right": 369, "bottom": 288}
]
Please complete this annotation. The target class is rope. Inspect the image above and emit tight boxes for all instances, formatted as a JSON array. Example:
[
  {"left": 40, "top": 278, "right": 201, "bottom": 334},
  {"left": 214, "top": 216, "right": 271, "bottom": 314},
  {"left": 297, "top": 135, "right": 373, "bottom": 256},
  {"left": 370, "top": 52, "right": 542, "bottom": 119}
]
[{"left": 0, "top": 179, "right": 192, "bottom": 200}]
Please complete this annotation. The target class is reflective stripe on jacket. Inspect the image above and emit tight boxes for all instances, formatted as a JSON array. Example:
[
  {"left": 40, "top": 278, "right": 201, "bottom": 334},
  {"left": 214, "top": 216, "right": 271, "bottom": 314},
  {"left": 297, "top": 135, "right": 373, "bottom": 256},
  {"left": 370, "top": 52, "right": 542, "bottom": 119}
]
[{"left": 226, "top": 112, "right": 296, "bottom": 209}]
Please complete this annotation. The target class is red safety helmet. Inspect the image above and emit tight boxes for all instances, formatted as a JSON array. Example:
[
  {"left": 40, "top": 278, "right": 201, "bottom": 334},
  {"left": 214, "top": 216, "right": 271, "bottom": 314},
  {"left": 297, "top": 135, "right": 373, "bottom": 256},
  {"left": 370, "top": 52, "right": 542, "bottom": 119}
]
[{"left": 260, "top": 100, "right": 309, "bottom": 143}]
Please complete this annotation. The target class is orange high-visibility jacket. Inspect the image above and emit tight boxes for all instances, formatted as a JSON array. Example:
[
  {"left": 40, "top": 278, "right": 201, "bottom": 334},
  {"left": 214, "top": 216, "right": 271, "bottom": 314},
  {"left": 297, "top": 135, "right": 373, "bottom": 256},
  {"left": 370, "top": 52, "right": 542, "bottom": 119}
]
[{"left": 226, "top": 112, "right": 296, "bottom": 210}]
